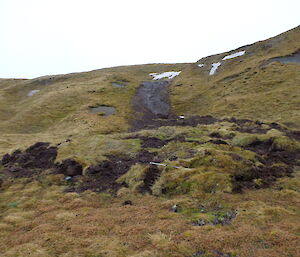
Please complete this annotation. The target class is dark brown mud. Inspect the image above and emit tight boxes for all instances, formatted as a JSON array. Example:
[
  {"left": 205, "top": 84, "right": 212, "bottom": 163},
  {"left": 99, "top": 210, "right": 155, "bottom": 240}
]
[
  {"left": 55, "top": 159, "right": 83, "bottom": 176},
  {"left": 72, "top": 150, "right": 163, "bottom": 194},
  {"left": 231, "top": 137, "right": 299, "bottom": 192},
  {"left": 131, "top": 114, "right": 218, "bottom": 131},
  {"left": 1, "top": 142, "right": 58, "bottom": 178},
  {"left": 138, "top": 165, "right": 161, "bottom": 194},
  {"left": 1, "top": 142, "right": 83, "bottom": 178}
]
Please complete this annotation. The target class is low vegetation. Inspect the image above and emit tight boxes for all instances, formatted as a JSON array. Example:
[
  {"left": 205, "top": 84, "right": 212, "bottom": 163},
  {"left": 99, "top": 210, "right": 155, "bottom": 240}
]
[{"left": 0, "top": 26, "right": 299, "bottom": 256}]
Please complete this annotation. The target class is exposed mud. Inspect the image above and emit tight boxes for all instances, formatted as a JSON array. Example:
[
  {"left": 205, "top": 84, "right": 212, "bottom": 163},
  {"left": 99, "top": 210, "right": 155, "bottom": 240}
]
[
  {"left": 269, "top": 122, "right": 300, "bottom": 141},
  {"left": 1, "top": 142, "right": 58, "bottom": 178},
  {"left": 137, "top": 136, "right": 167, "bottom": 148},
  {"left": 80, "top": 156, "right": 135, "bottom": 193},
  {"left": 55, "top": 159, "right": 83, "bottom": 176},
  {"left": 1, "top": 112, "right": 299, "bottom": 195},
  {"left": 138, "top": 165, "right": 161, "bottom": 193},
  {"left": 131, "top": 114, "right": 218, "bottom": 131},
  {"left": 231, "top": 138, "right": 299, "bottom": 192},
  {"left": 224, "top": 117, "right": 269, "bottom": 134},
  {"left": 73, "top": 150, "right": 162, "bottom": 194},
  {"left": 1, "top": 142, "right": 83, "bottom": 179},
  {"left": 0, "top": 140, "right": 165, "bottom": 194}
]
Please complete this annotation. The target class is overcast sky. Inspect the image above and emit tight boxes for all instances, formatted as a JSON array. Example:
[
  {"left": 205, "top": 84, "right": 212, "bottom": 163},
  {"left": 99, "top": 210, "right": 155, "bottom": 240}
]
[{"left": 0, "top": 0, "right": 299, "bottom": 79}]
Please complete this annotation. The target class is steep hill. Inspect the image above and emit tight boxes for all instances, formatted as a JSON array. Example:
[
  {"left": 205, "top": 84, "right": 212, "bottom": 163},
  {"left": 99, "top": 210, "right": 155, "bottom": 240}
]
[{"left": 0, "top": 26, "right": 299, "bottom": 257}]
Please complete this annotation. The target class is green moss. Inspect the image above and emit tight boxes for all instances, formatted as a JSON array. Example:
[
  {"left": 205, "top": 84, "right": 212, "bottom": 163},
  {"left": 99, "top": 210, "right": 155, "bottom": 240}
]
[
  {"left": 272, "top": 136, "right": 300, "bottom": 152},
  {"left": 231, "top": 133, "right": 270, "bottom": 147}
]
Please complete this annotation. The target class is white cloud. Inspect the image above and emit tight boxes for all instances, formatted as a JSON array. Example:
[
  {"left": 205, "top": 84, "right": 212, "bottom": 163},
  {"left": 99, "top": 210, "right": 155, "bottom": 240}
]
[{"left": 0, "top": 0, "right": 299, "bottom": 78}]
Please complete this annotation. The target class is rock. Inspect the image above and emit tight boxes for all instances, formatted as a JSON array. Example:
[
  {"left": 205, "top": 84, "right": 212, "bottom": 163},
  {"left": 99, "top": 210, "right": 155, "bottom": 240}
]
[
  {"left": 192, "top": 219, "right": 207, "bottom": 226},
  {"left": 171, "top": 204, "right": 179, "bottom": 212}
]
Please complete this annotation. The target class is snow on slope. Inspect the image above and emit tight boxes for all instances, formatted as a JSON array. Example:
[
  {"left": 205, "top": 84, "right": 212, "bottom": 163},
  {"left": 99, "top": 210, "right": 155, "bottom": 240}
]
[
  {"left": 222, "top": 51, "right": 245, "bottom": 60},
  {"left": 149, "top": 71, "right": 181, "bottom": 80}
]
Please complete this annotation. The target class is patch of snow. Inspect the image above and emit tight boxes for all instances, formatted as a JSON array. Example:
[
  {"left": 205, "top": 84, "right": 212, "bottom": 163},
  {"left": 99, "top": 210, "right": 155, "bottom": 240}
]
[
  {"left": 197, "top": 64, "right": 205, "bottom": 67},
  {"left": 149, "top": 71, "right": 181, "bottom": 80},
  {"left": 27, "top": 90, "right": 40, "bottom": 96},
  {"left": 222, "top": 51, "right": 245, "bottom": 60},
  {"left": 209, "top": 62, "right": 221, "bottom": 75}
]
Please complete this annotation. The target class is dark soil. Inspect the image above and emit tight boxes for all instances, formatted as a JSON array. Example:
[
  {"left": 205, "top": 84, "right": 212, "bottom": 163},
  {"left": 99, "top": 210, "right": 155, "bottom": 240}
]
[
  {"left": 268, "top": 122, "right": 300, "bottom": 141},
  {"left": 131, "top": 114, "right": 219, "bottom": 131},
  {"left": 81, "top": 156, "right": 135, "bottom": 193},
  {"left": 73, "top": 150, "right": 163, "bottom": 194},
  {"left": 0, "top": 141, "right": 164, "bottom": 194},
  {"left": 139, "top": 165, "right": 161, "bottom": 193},
  {"left": 1, "top": 142, "right": 58, "bottom": 178},
  {"left": 55, "top": 159, "right": 83, "bottom": 176},
  {"left": 209, "top": 139, "right": 228, "bottom": 145},
  {"left": 231, "top": 138, "right": 299, "bottom": 192},
  {"left": 137, "top": 136, "right": 167, "bottom": 148},
  {"left": 1, "top": 142, "right": 83, "bottom": 179},
  {"left": 1, "top": 112, "right": 299, "bottom": 195},
  {"left": 224, "top": 117, "right": 269, "bottom": 134}
]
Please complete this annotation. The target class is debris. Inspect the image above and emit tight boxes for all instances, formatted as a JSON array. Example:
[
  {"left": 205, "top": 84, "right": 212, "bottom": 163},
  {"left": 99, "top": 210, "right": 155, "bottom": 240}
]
[
  {"left": 149, "top": 162, "right": 180, "bottom": 169},
  {"left": 178, "top": 115, "right": 185, "bottom": 119},
  {"left": 64, "top": 176, "right": 72, "bottom": 181},
  {"left": 197, "top": 64, "right": 205, "bottom": 67}
]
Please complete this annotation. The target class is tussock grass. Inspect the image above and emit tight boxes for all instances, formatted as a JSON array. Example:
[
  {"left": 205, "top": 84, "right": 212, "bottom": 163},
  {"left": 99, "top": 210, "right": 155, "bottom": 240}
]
[{"left": 0, "top": 27, "right": 300, "bottom": 257}]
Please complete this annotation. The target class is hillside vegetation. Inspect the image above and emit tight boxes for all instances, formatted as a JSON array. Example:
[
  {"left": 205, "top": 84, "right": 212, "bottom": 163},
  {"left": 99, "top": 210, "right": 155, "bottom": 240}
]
[{"left": 0, "top": 26, "right": 299, "bottom": 257}]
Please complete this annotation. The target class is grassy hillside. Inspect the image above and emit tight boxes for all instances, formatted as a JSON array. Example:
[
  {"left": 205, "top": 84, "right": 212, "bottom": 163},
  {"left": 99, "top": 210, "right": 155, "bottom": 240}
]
[
  {"left": 171, "top": 26, "right": 300, "bottom": 128},
  {"left": 0, "top": 26, "right": 299, "bottom": 257}
]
